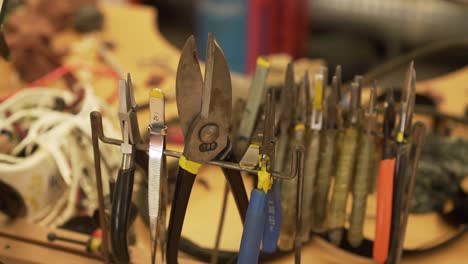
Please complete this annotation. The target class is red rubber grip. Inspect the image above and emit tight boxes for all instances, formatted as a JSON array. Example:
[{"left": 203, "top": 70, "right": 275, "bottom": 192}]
[{"left": 374, "top": 158, "right": 396, "bottom": 263}]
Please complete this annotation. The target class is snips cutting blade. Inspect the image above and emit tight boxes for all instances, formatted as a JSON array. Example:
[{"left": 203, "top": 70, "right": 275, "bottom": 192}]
[
  {"left": 167, "top": 34, "right": 238, "bottom": 263},
  {"left": 176, "top": 33, "right": 232, "bottom": 163}
]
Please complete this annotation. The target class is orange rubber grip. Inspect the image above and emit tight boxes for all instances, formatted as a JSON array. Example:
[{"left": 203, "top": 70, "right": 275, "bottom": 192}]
[{"left": 373, "top": 158, "right": 396, "bottom": 263}]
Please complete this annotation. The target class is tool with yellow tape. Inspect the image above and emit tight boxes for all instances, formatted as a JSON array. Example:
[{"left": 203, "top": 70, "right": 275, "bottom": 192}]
[
  {"left": 166, "top": 34, "right": 249, "bottom": 263},
  {"left": 148, "top": 88, "right": 168, "bottom": 264},
  {"left": 238, "top": 89, "right": 277, "bottom": 263}
]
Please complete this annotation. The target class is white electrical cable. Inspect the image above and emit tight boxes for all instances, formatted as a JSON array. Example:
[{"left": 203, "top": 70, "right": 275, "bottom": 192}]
[{"left": 0, "top": 84, "right": 121, "bottom": 226}]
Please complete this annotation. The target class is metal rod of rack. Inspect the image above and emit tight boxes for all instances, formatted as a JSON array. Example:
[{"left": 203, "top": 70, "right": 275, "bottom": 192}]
[{"left": 91, "top": 111, "right": 299, "bottom": 180}]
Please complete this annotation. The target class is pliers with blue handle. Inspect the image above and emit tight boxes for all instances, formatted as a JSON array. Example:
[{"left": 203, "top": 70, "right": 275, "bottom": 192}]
[{"left": 238, "top": 89, "right": 276, "bottom": 263}]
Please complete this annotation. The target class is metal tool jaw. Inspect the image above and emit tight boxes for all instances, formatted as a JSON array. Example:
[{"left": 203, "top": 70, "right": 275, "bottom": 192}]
[
  {"left": 354, "top": 75, "right": 363, "bottom": 108},
  {"left": 260, "top": 89, "right": 276, "bottom": 171},
  {"left": 276, "top": 62, "right": 295, "bottom": 134},
  {"left": 176, "top": 34, "right": 232, "bottom": 164},
  {"left": 336, "top": 65, "right": 348, "bottom": 112},
  {"left": 256, "top": 89, "right": 276, "bottom": 193},
  {"left": 118, "top": 74, "right": 141, "bottom": 169},
  {"left": 363, "top": 82, "right": 377, "bottom": 134},
  {"left": 348, "top": 81, "right": 361, "bottom": 128},
  {"left": 325, "top": 76, "right": 339, "bottom": 130},
  {"left": 382, "top": 88, "right": 396, "bottom": 160},
  {"left": 296, "top": 71, "right": 309, "bottom": 127},
  {"left": 397, "top": 62, "right": 416, "bottom": 143},
  {"left": 384, "top": 87, "right": 396, "bottom": 134}
]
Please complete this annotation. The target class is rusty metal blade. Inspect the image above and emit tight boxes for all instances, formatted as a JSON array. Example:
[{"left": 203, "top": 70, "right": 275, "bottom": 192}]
[
  {"left": 202, "top": 33, "right": 232, "bottom": 129},
  {"left": 176, "top": 35, "right": 203, "bottom": 136}
]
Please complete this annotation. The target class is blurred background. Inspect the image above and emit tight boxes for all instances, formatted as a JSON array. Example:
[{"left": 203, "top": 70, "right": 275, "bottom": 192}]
[
  {"left": 129, "top": 0, "right": 468, "bottom": 84},
  {"left": 0, "top": 1, "right": 467, "bottom": 262}
]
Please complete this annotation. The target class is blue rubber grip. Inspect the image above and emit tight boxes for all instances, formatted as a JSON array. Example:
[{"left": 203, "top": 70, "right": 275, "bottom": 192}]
[
  {"left": 262, "top": 181, "right": 281, "bottom": 253},
  {"left": 238, "top": 189, "right": 267, "bottom": 264}
]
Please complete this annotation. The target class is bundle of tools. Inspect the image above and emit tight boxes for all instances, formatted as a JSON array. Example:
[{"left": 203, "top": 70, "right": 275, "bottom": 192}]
[
  {"left": 90, "top": 34, "right": 303, "bottom": 264},
  {"left": 89, "top": 34, "right": 426, "bottom": 264},
  {"left": 252, "top": 59, "right": 426, "bottom": 264}
]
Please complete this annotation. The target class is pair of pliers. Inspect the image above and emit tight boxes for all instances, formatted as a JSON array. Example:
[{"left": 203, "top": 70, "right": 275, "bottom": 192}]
[
  {"left": 238, "top": 89, "right": 277, "bottom": 263},
  {"left": 387, "top": 62, "right": 416, "bottom": 264},
  {"left": 166, "top": 34, "right": 249, "bottom": 263},
  {"left": 110, "top": 74, "right": 141, "bottom": 263},
  {"left": 374, "top": 87, "right": 396, "bottom": 263}
]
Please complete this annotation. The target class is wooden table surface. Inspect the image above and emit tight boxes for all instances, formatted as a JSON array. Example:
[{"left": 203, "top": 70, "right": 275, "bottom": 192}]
[{"left": 0, "top": 2, "right": 467, "bottom": 263}]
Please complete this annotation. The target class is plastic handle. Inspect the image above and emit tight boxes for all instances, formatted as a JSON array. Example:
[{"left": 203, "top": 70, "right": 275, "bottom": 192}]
[
  {"left": 373, "top": 158, "right": 396, "bottom": 263},
  {"left": 348, "top": 133, "right": 375, "bottom": 247},
  {"left": 110, "top": 167, "right": 135, "bottom": 263},
  {"left": 263, "top": 181, "right": 281, "bottom": 253},
  {"left": 238, "top": 189, "right": 267, "bottom": 264},
  {"left": 166, "top": 168, "right": 197, "bottom": 263}
]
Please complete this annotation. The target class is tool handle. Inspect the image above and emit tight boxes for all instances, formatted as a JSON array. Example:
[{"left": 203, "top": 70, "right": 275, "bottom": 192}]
[
  {"left": 301, "top": 130, "right": 320, "bottom": 241},
  {"left": 238, "top": 189, "right": 267, "bottom": 264},
  {"left": 348, "top": 133, "right": 375, "bottom": 247},
  {"left": 221, "top": 166, "right": 249, "bottom": 222},
  {"left": 387, "top": 144, "right": 410, "bottom": 264},
  {"left": 374, "top": 158, "right": 396, "bottom": 263},
  {"left": 263, "top": 181, "right": 282, "bottom": 253},
  {"left": 327, "top": 127, "right": 358, "bottom": 245},
  {"left": 166, "top": 168, "right": 196, "bottom": 264},
  {"left": 313, "top": 129, "right": 337, "bottom": 231},
  {"left": 395, "top": 123, "right": 426, "bottom": 263},
  {"left": 278, "top": 127, "right": 305, "bottom": 250},
  {"left": 110, "top": 167, "right": 135, "bottom": 263}
]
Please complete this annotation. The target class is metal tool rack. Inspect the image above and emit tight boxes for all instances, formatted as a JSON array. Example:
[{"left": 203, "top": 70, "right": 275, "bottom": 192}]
[{"left": 90, "top": 111, "right": 306, "bottom": 263}]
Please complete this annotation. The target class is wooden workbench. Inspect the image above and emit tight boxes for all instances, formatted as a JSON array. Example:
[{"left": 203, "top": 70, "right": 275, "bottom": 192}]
[{"left": 0, "top": 2, "right": 467, "bottom": 264}]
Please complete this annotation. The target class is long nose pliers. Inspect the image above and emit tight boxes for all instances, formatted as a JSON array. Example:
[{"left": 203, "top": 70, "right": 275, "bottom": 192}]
[{"left": 111, "top": 74, "right": 142, "bottom": 263}]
